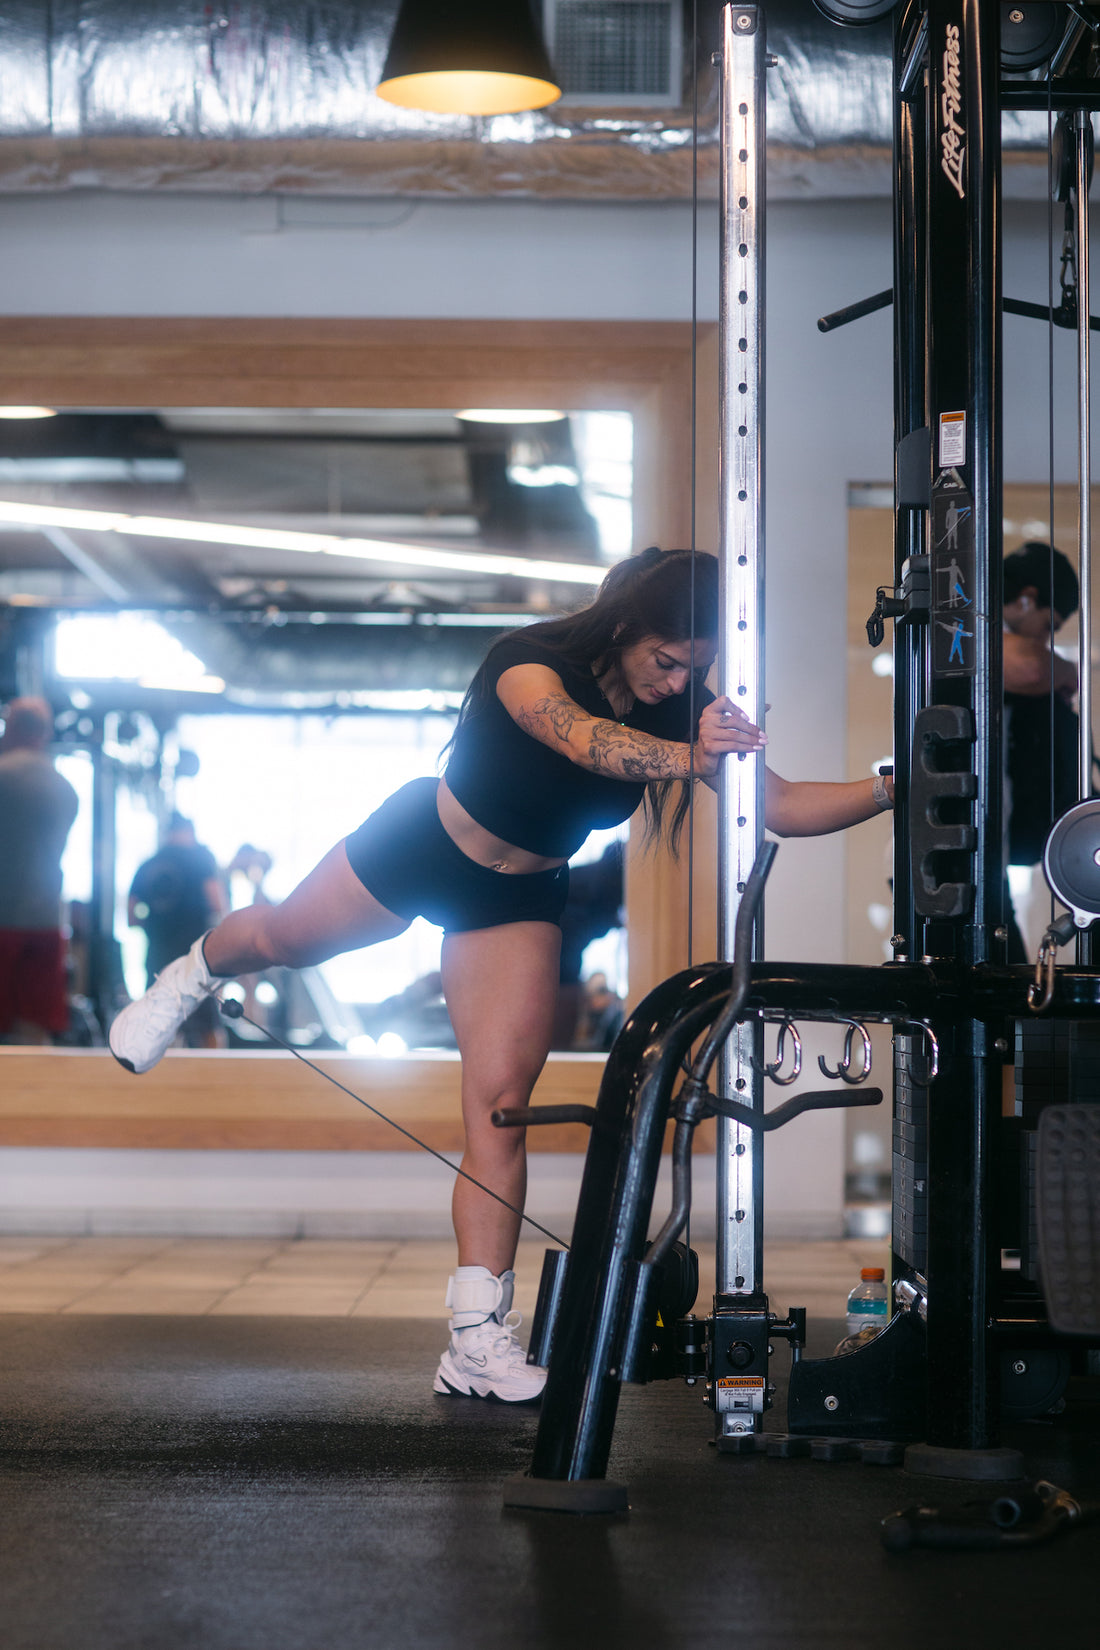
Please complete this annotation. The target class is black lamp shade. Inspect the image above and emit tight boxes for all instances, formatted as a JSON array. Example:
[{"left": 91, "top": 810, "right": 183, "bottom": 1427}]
[{"left": 377, "top": 0, "right": 561, "bottom": 115}]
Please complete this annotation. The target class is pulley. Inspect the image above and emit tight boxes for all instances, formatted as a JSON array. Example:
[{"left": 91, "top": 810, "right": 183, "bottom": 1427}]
[
  {"left": 1052, "top": 109, "right": 1094, "bottom": 205},
  {"left": 1042, "top": 798, "right": 1100, "bottom": 926},
  {"left": 1000, "top": 4, "right": 1070, "bottom": 73},
  {"left": 811, "top": 0, "right": 897, "bottom": 22}
]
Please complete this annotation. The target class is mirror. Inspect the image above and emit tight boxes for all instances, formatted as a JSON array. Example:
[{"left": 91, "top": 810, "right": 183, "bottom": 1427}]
[
  {"left": 0, "top": 315, "right": 708, "bottom": 1075},
  {"left": 1, "top": 402, "right": 634, "bottom": 1054}
]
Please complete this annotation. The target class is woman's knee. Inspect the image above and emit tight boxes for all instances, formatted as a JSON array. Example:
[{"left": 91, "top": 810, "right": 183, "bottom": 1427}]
[
  {"left": 462, "top": 1118, "right": 527, "bottom": 1171},
  {"left": 241, "top": 906, "right": 326, "bottom": 971}
]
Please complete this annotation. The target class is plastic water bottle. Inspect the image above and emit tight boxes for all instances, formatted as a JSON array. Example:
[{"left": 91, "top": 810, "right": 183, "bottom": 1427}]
[{"left": 846, "top": 1266, "right": 889, "bottom": 1338}]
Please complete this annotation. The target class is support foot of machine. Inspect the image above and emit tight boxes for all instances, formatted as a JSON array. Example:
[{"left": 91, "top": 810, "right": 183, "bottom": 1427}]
[
  {"left": 903, "top": 1442, "right": 1025, "bottom": 1482},
  {"left": 502, "top": 1474, "right": 629, "bottom": 1514}
]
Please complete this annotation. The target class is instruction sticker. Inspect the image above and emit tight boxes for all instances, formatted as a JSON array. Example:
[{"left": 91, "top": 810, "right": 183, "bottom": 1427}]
[
  {"left": 930, "top": 483, "right": 977, "bottom": 677},
  {"left": 938, "top": 410, "right": 966, "bottom": 467}
]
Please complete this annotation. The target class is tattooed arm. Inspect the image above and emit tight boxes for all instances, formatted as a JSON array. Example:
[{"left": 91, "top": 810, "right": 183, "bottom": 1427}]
[{"left": 495, "top": 664, "right": 761, "bottom": 781}]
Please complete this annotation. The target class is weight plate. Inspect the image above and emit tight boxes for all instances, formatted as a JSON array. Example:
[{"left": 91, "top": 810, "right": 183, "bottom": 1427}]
[{"left": 1043, "top": 798, "right": 1100, "bottom": 923}]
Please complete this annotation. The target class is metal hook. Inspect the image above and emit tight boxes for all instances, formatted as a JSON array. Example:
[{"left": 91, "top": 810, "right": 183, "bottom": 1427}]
[
  {"left": 899, "top": 1020, "right": 940, "bottom": 1085},
  {"left": 818, "top": 1020, "right": 872, "bottom": 1085},
  {"left": 761, "top": 1019, "right": 802, "bottom": 1086}
]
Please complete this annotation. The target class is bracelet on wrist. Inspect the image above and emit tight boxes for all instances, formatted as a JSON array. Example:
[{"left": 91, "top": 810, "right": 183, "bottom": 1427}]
[{"left": 871, "top": 772, "right": 893, "bottom": 812}]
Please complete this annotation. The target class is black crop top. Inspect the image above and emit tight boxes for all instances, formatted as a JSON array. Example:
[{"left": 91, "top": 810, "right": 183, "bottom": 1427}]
[{"left": 444, "top": 635, "right": 713, "bottom": 859}]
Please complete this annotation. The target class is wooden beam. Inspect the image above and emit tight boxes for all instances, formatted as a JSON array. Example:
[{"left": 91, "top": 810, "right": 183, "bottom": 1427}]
[{"left": 0, "top": 1048, "right": 604, "bottom": 1152}]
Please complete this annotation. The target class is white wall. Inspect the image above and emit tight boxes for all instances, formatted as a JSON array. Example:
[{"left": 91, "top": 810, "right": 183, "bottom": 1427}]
[
  {"left": 0, "top": 186, "right": 1091, "bottom": 1237},
  {"left": 0, "top": 1143, "right": 837, "bottom": 1242}
]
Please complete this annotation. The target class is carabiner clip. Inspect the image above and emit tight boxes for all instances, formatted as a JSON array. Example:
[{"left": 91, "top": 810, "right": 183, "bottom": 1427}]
[{"left": 1027, "top": 938, "right": 1058, "bottom": 1014}]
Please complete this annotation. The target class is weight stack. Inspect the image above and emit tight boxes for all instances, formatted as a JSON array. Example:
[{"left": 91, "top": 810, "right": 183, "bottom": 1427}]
[
  {"left": 893, "top": 1033, "right": 928, "bottom": 1272},
  {"left": 1015, "top": 1019, "right": 1100, "bottom": 1285}
]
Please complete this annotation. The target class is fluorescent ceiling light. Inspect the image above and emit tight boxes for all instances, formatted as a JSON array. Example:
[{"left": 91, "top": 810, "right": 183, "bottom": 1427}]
[
  {"left": 0, "top": 500, "right": 607, "bottom": 587},
  {"left": 0, "top": 406, "right": 57, "bottom": 420},
  {"left": 458, "top": 409, "right": 565, "bottom": 423}
]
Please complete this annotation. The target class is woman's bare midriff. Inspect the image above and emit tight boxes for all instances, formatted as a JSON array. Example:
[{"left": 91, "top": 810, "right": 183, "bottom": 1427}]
[{"left": 436, "top": 777, "right": 566, "bottom": 876}]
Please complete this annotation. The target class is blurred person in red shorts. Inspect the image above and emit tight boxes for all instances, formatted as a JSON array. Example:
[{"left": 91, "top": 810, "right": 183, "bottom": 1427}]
[{"left": 0, "top": 698, "right": 79, "bottom": 1043}]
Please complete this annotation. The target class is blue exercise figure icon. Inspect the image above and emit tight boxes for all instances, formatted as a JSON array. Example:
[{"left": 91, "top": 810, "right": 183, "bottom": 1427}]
[{"left": 937, "top": 617, "right": 974, "bottom": 663}]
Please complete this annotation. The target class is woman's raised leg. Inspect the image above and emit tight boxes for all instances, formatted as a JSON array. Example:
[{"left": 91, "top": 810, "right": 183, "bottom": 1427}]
[
  {"left": 110, "top": 842, "right": 408, "bottom": 1073},
  {"left": 204, "top": 842, "right": 408, "bottom": 974},
  {"left": 432, "top": 919, "right": 560, "bottom": 1403}
]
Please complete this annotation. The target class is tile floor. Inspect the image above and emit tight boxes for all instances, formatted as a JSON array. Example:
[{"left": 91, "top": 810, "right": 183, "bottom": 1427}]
[{"left": 0, "top": 1234, "right": 889, "bottom": 1321}]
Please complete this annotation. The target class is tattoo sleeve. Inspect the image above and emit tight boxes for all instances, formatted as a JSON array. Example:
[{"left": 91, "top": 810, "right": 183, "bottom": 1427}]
[{"left": 514, "top": 689, "right": 691, "bottom": 780}]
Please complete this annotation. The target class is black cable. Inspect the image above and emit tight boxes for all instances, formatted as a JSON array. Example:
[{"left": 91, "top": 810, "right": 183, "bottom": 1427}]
[
  {"left": 1048, "top": 72, "right": 1058, "bottom": 931},
  {"left": 215, "top": 996, "right": 568, "bottom": 1250},
  {"left": 685, "top": 0, "right": 701, "bottom": 1255},
  {"left": 686, "top": 0, "right": 700, "bottom": 975}
]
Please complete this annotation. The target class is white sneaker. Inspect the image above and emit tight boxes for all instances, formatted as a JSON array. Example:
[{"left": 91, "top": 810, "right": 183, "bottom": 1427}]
[
  {"left": 108, "top": 936, "right": 218, "bottom": 1074},
  {"left": 433, "top": 1312, "right": 547, "bottom": 1404}
]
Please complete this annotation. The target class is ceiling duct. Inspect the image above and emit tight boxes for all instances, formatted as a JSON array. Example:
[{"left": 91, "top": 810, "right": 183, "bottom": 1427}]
[{"left": 0, "top": 2, "right": 1058, "bottom": 199}]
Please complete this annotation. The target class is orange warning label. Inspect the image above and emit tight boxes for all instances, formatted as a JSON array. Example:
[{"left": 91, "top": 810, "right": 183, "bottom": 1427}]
[{"left": 715, "top": 1376, "right": 766, "bottom": 1389}]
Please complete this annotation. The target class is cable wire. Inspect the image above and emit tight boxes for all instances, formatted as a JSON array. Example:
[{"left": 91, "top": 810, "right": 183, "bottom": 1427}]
[
  {"left": 684, "top": 0, "right": 702, "bottom": 1257},
  {"left": 216, "top": 997, "right": 569, "bottom": 1250},
  {"left": 686, "top": 0, "right": 700, "bottom": 974},
  {"left": 1048, "top": 72, "right": 1057, "bottom": 931}
]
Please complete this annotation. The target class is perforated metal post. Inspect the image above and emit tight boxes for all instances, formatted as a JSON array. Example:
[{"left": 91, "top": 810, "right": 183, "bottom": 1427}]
[
  {"left": 716, "top": 5, "right": 767, "bottom": 1324},
  {"left": 1076, "top": 110, "right": 1093, "bottom": 809}
]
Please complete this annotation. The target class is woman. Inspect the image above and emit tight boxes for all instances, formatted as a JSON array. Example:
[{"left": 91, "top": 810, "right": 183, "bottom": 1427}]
[{"left": 109, "top": 548, "right": 892, "bottom": 1403}]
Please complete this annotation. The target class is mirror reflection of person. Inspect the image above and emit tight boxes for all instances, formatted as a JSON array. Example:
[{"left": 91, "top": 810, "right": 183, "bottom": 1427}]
[
  {"left": 1003, "top": 543, "right": 1081, "bottom": 961},
  {"left": 0, "top": 698, "right": 79, "bottom": 1044},
  {"left": 127, "top": 813, "right": 228, "bottom": 1048},
  {"left": 576, "top": 970, "right": 624, "bottom": 1052},
  {"left": 552, "top": 840, "right": 623, "bottom": 1049},
  {"left": 109, "top": 548, "right": 894, "bottom": 1404}
]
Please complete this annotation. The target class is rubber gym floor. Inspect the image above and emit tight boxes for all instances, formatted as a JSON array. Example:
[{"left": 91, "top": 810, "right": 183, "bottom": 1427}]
[{"left": 1, "top": 1304, "right": 1097, "bottom": 1650}]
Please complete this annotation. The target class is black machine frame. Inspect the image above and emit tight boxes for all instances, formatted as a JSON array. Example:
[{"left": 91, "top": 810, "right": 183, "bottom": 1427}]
[{"left": 500, "top": 1, "right": 1100, "bottom": 1513}]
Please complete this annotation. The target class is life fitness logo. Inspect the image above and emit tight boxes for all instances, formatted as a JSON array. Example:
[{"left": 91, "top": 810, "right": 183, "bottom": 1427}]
[{"left": 940, "top": 22, "right": 966, "bottom": 200}]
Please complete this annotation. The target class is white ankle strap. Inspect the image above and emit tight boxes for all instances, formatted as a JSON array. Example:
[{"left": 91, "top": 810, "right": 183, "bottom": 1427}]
[{"left": 445, "top": 1266, "right": 505, "bottom": 1328}]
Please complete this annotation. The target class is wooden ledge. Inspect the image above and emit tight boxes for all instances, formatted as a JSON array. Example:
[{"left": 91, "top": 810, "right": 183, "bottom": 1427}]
[{"left": 0, "top": 1048, "right": 608, "bottom": 1153}]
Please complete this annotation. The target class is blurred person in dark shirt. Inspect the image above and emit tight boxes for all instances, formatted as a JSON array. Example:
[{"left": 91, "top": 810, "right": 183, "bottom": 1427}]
[
  {"left": 128, "top": 814, "right": 227, "bottom": 1046},
  {"left": 0, "top": 698, "right": 79, "bottom": 1043}
]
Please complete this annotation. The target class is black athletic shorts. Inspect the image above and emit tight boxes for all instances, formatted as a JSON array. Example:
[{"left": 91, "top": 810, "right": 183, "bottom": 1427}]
[{"left": 343, "top": 777, "right": 570, "bottom": 935}]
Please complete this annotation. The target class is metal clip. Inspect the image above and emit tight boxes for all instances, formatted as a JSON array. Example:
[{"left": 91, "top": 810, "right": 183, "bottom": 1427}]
[
  {"left": 818, "top": 1020, "right": 872, "bottom": 1085},
  {"left": 757, "top": 1019, "right": 802, "bottom": 1086}
]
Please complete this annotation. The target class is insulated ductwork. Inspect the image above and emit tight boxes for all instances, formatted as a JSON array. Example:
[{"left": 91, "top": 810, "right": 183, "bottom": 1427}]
[{"left": 0, "top": 2, "right": 1052, "bottom": 198}]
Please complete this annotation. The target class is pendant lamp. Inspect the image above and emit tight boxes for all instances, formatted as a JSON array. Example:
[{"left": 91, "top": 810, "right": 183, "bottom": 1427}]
[{"left": 377, "top": 0, "right": 561, "bottom": 116}]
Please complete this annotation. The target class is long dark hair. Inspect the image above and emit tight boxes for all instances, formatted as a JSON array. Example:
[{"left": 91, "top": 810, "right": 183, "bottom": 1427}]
[{"left": 456, "top": 547, "right": 719, "bottom": 851}]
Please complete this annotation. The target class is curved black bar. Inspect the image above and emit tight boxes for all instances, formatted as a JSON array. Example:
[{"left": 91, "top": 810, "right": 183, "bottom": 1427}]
[
  {"left": 691, "top": 839, "right": 777, "bottom": 1084},
  {"left": 756, "top": 1085, "right": 883, "bottom": 1132},
  {"left": 527, "top": 963, "right": 731, "bottom": 1484},
  {"left": 645, "top": 1112, "right": 697, "bottom": 1273}
]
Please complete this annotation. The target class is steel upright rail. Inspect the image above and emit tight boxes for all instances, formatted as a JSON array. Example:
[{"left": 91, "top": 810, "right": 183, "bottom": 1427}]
[{"left": 715, "top": 3, "right": 768, "bottom": 1434}]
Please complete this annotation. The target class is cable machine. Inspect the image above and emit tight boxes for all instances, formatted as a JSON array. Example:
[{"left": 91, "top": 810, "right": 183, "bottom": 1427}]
[{"left": 497, "top": 0, "right": 1100, "bottom": 1514}]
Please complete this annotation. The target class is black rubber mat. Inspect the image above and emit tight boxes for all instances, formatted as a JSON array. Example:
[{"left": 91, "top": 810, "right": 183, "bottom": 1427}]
[
  {"left": 1038, "top": 1104, "right": 1100, "bottom": 1334},
  {"left": 0, "top": 1314, "right": 1097, "bottom": 1650}
]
